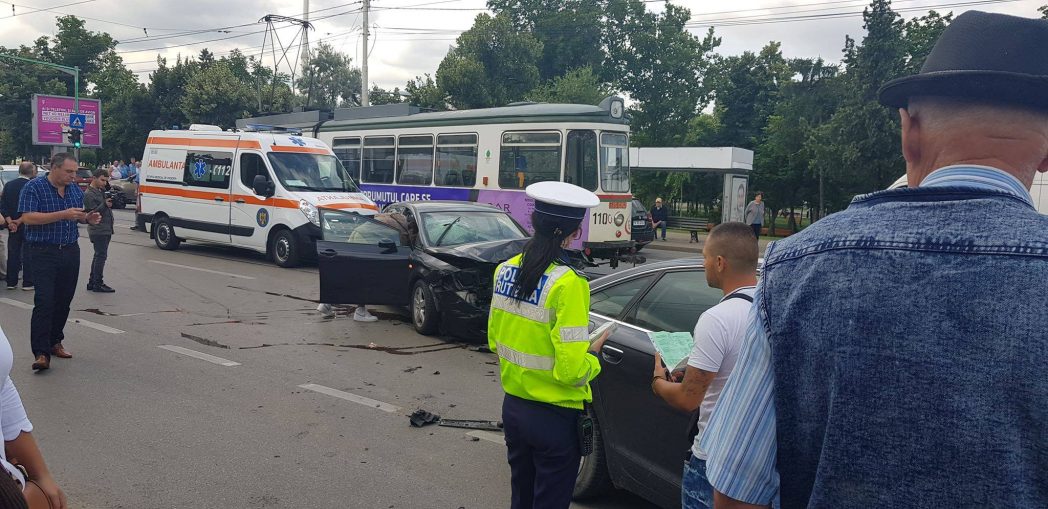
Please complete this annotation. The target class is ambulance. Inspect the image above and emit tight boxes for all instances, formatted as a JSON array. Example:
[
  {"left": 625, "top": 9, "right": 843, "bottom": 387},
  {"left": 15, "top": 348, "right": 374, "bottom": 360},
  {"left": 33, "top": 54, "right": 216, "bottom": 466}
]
[{"left": 138, "top": 125, "right": 378, "bottom": 267}]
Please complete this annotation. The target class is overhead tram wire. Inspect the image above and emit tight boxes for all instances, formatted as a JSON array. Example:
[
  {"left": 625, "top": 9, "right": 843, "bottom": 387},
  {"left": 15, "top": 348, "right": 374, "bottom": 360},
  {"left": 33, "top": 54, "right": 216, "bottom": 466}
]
[{"left": 0, "top": 0, "right": 96, "bottom": 20}]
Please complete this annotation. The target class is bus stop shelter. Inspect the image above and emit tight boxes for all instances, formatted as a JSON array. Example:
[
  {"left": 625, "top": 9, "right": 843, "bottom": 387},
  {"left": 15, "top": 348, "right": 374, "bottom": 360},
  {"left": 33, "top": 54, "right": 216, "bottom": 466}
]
[{"left": 629, "top": 147, "right": 754, "bottom": 223}]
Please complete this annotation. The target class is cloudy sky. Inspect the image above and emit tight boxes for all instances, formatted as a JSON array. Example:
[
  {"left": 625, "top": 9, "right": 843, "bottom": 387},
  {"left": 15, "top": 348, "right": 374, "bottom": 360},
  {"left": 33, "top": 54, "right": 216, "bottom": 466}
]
[{"left": 0, "top": 0, "right": 1043, "bottom": 90}]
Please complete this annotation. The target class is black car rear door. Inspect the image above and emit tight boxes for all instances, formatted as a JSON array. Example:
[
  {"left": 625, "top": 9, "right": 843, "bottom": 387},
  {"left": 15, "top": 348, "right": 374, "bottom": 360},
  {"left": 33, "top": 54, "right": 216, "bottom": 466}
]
[{"left": 317, "top": 209, "right": 412, "bottom": 306}]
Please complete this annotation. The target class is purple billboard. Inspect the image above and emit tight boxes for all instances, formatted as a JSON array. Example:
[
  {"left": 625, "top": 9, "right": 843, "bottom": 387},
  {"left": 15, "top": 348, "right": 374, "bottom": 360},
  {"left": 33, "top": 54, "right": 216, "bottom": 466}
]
[{"left": 31, "top": 94, "right": 102, "bottom": 147}]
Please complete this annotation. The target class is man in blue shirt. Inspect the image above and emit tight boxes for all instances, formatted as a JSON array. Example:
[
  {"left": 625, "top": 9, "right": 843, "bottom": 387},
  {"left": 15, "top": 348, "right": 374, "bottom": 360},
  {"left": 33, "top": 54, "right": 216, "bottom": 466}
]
[
  {"left": 19, "top": 153, "right": 101, "bottom": 371},
  {"left": 700, "top": 11, "right": 1048, "bottom": 508}
]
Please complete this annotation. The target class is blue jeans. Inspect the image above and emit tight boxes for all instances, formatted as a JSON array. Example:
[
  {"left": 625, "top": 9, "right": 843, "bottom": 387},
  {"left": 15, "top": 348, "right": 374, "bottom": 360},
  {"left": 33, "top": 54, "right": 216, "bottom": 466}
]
[
  {"left": 682, "top": 454, "right": 713, "bottom": 509},
  {"left": 658, "top": 222, "right": 667, "bottom": 240}
]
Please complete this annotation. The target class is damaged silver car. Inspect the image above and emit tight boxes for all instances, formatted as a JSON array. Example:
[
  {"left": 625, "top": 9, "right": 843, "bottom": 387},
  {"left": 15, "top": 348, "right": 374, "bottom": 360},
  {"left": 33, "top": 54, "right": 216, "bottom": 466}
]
[{"left": 317, "top": 201, "right": 528, "bottom": 342}]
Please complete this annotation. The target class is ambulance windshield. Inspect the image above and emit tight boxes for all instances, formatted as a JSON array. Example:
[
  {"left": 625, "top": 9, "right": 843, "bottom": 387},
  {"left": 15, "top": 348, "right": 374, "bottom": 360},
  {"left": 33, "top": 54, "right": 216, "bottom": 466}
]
[{"left": 266, "top": 153, "right": 360, "bottom": 193}]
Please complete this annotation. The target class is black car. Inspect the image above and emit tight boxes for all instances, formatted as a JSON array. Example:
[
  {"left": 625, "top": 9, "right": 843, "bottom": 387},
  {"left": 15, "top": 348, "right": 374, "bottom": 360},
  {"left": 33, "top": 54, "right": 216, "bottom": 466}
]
[
  {"left": 575, "top": 258, "right": 731, "bottom": 509},
  {"left": 316, "top": 201, "right": 529, "bottom": 342},
  {"left": 631, "top": 199, "right": 655, "bottom": 250}
]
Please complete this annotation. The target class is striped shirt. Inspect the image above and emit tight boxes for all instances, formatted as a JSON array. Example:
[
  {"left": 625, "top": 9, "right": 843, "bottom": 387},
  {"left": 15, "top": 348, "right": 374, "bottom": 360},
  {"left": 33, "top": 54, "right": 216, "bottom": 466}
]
[
  {"left": 698, "top": 165, "right": 1035, "bottom": 505},
  {"left": 18, "top": 176, "right": 84, "bottom": 245}
]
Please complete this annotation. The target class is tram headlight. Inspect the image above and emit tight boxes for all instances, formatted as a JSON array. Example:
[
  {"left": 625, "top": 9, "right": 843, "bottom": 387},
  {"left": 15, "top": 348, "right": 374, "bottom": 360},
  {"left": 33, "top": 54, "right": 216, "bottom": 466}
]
[
  {"left": 299, "top": 199, "right": 320, "bottom": 226},
  {"left": 614, "top": 213, "right": 625, "bottom": 227}
]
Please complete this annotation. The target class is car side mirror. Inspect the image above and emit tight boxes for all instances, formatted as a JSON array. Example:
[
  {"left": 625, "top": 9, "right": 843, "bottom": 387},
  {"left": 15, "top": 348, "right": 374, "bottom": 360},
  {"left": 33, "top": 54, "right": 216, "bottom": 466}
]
[
  {"left": 378, "top": 238, "right": 397, "bottom": 254},
  {"left": 252, "top": 175, "right": 274, "bottom": 197}
]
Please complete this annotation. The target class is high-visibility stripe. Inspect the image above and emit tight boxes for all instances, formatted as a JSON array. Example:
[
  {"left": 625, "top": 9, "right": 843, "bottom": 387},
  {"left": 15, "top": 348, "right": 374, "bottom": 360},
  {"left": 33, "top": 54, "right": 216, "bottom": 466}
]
[
  {"left": 270, "top": 145, "right": 331, "bottom": 155},
  {"left": 138, "top": 185, "right": 228, "bottom": 202},
  {"left": 537, "top": 266, "right": 571, "bottom": 308},
  {"left": 139, "top": 184, "right": 377, "bottom": 212},
  {"left": 573, "top": 366, "right": 593, "bottom": 387},
  {"left": 146, "top": 136, "right": 262, "bottom": 150},
  {"left": 497, "top": 343, "right": 554, "bottom": 371},
  {"left": 560, "top": 326, "right": 588, "bottom": 343},
  {"left": 491, "top": 294, "right": 551, "bottom": 323}
]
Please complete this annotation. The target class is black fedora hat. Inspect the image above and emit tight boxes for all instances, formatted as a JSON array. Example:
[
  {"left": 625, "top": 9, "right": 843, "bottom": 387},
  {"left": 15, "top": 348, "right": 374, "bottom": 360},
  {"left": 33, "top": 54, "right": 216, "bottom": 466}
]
[{"left": 878, "top": 11, "right": 1048, "bottom": 110}]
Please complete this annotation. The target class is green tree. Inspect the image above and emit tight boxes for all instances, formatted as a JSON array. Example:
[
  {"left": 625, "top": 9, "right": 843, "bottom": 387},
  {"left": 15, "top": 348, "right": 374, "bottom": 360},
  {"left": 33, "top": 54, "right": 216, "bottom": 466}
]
[
  {"left": 526, "top": 67, "right": 613, "bottom": 104},
  {"left": 369, "top": 86, "right": 404, "bottom": 105},
  {"left": 708, "top": 42, "right": 792, "bottom": 149},
  {"left": 180, "top": 61, "right": 256, "bottom": 128},
  {"left": 436, "top": 14, "right": 543, "bottom": 109},
  {"left": 603, "top": 1, "right": 720, "bottom": 146},
  {"left": 50, "top": 16, "right": 116, "bottom": 95},
  {"left": 298, "top": 42, "right": 361, "bottom": 110},
  {"left": 91, "top": 51, "right": 153, "bottom": 162},
  {"left": 404, "top": 74, "right": 447, "bottom": 111},
  {"left": 148, "top": 56, "right": 199, "bottom": 129},
  {"left": 902, "top": 11, "right": 952, "bottom": 74},
  {"left": 488, "top": 0, "right": 604, "bottom": 81}
]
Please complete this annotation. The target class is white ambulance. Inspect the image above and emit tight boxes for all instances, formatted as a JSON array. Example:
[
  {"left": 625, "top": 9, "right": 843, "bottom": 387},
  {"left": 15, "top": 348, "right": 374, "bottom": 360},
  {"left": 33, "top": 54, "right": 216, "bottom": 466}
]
[{"left": 138, "top": 125, "right": 378, "bottom": 267}]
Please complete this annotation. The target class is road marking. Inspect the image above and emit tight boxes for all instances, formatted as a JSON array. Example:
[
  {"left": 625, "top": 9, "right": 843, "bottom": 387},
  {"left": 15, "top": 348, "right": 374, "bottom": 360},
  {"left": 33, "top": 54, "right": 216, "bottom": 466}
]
[
  {"left": 68, "top": 318, "right": 124, "bottom": 334},
  {"left": 148, "top": 260, "right": 255, "bottom": 280},
  {"left": 0, "top": 298, "right": 33, "bottom": 310},
  {"left": 467, "top": 431, "right": 505, "bottom": 445},
  {"left": 298, "top": 383, "right": 400, "bottom": 413},
  {"left": 158, "top": 345, "right": 241, "bottom": 366}
]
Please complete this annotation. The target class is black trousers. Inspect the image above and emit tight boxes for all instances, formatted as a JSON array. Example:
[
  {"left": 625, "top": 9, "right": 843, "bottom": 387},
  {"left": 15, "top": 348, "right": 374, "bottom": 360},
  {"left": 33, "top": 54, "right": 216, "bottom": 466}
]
[
  {"left": 751, "top": 223, "right": 762, "bottom": 239},
  {"left": 502, "top": 394, "right": 582, "bottom": 509},
  {"left": 89, "top": 235, "right": 111, "bottom": 285},
  {"left": 5, "top": 230, "right": 31, "bottom": 287},
  {"left": 28, "top": 242, "right": 80, "bottom": 359}
]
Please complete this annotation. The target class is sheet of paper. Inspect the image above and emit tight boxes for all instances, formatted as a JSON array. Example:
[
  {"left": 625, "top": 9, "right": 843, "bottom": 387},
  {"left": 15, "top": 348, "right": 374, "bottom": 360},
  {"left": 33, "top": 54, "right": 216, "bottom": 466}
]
[{"left": 647, "top": 331, "right": 695, "bottom": 370}]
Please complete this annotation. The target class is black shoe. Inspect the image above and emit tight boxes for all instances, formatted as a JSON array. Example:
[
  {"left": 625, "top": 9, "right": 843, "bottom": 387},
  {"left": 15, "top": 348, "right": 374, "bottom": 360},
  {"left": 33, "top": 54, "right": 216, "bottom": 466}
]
[
  {"left": 87, "top": 283, "right": 97, "bottom": 292},
  {"left": 96, "top": 284, "right": 115, "bottom": 293}
]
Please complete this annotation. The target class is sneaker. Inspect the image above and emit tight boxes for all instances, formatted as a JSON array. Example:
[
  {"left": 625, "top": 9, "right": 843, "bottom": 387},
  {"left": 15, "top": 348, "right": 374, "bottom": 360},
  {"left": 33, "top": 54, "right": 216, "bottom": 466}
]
[
  {"left": 6, "top": 285, "right": 16, "bottom": 290},
  {"left": 353, "top": 307, "right": 379, "bottom": 322},
  {"left": 87, "top": 283, "right": 96, "bottom": 292},
  {"left": 95, "top": 284, "right": 115, "bottom": 293},
  {"left": 21, "top": 286, "right": 33, "bottom": 291},
  {"left": 316, "top": 303, "right": 335, "bottom": 318}
]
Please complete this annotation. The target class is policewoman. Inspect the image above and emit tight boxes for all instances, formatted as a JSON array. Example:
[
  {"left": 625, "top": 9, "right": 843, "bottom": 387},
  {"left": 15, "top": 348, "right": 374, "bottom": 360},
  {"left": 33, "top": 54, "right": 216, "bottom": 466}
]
[{"left": 488, "top": 181, "right": 611, "bottom": 509}]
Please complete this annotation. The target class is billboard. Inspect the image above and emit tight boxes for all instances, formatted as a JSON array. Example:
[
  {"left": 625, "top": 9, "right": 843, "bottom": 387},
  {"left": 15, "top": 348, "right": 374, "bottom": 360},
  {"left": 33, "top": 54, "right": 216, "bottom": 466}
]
[
  {"left": 31, "top": 94, "right": 102, "bottom": 147},
  {"left": 722, "top": 174, "right": 748, "bottom": 224}
]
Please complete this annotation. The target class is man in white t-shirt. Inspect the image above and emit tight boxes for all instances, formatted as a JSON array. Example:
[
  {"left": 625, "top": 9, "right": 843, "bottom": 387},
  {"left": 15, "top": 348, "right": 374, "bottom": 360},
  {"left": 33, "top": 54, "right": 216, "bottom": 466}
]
[{"left": 650, "top": 222, "right": 758, "bottom": 509}]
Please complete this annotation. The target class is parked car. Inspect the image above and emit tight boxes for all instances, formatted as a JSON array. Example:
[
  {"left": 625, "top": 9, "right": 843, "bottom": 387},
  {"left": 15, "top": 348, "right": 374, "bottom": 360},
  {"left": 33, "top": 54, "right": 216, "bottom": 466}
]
[
  {"left": 576, "top": 258, "right": 747, "bottom": 509},
  {"left": 316, "top": 201, "right": 529, "bottom": 342},
  {"left": 74, "top": 167, "right": 93, "bottom": 190},
  {"left": 630, "top": 199, "right": 655, "bottom": 251},
  {"left": 0, "top": 166, "right": 21, "bottom": 187}
]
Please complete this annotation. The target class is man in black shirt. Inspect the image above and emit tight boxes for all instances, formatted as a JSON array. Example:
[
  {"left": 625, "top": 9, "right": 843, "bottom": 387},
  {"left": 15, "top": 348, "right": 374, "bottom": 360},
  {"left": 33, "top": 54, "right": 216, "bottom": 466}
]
[
  {"left": 1, "top": 162, "right": 37, "bottom": 290},
  {"left": 650, "top": 197, "right": 669, "bottom": 241}
]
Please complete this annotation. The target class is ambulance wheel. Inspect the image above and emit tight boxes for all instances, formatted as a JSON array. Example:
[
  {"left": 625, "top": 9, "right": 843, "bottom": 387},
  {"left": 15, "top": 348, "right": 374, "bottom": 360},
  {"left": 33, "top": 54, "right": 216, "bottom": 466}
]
[
  {"left": 270, "top": 229, "right": 301, "bottom": 268},
  {"left": 574, "top": 410, "right": 613, "bottom": 500},
  {"left": 411, "top": 280, "right": 440, "bottom": 336},
  {"left": 153, "top": 217, "right": 180, "bottom": 251}
]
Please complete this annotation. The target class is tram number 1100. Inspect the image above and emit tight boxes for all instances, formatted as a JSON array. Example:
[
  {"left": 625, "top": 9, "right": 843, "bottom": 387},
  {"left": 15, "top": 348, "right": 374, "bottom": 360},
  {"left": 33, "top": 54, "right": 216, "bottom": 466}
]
[{"left": 591, "top": 212, "right": 614, "bottom": 225}]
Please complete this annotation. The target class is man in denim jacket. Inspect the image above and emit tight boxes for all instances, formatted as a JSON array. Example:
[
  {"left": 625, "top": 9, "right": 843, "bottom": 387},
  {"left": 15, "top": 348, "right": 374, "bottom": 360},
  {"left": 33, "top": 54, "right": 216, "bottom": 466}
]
[{"left": 699, "top": 11, "right": 1048, "bottom": 509}]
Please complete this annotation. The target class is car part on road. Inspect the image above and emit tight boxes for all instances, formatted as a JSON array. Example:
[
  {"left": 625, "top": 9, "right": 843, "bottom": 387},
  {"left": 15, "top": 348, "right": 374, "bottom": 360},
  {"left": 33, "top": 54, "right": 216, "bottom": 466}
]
[
  {"left": 153, "top": 217, "right": 181, "bottom": 250},
  {"left": 437, "top": 419, "right": 503, "bottom": 432},
  {"left": 409, "top": 409, "right": 441, "bottom": 427}
]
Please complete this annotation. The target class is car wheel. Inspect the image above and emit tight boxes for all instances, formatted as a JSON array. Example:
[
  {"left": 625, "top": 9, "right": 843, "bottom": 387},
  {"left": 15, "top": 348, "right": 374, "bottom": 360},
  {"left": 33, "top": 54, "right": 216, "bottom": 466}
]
[
  {"left": 573, "top": 409, "right": 614, "bottom": 500},
  {"left": 153, "top": 217, "right": 180, "bottom": 251},
  {"left": 270, "top": 229, "right": 301, "bottom": 268},
  {"left": 411, "top": 280, "right": 440, "bottom": 335}
]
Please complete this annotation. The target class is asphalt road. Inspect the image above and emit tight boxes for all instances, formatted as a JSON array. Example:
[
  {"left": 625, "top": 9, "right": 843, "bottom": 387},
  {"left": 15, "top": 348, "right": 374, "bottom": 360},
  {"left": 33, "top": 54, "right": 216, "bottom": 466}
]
[{"left": 3, "top": 209, "right": 688, "bottom": 509}]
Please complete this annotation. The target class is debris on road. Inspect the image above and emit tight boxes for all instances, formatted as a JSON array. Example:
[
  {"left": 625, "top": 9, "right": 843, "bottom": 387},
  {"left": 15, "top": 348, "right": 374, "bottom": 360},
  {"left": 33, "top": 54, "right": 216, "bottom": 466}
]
[
  {"left": 403, "top": 366, "right": 422, "bottom": 373},
  {"left": 438, "top": 419, "right": 503, "bottom": 432},
  {"left": 409, "top": 409, "right": 441, "bottom": 427}
]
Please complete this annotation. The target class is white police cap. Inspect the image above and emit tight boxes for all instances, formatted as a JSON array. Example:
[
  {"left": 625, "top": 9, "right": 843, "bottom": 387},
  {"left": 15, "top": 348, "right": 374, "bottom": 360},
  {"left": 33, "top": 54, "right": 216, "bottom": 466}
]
[{"left": 526, "top": 181, "right": 600, "bottom": 220}]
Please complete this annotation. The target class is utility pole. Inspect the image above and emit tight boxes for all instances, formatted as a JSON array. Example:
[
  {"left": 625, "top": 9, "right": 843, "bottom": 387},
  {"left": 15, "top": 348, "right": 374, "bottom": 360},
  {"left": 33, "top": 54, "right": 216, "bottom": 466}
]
[
  {"left": 361, "top": 0, "right": 370, "bottom": 107},
  {"left": 300, "top": 0, "right": 310, "bottom": 75}
]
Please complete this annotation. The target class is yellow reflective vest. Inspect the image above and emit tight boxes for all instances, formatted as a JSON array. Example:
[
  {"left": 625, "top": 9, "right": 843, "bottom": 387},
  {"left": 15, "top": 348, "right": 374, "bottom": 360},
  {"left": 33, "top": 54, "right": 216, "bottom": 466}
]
[{"left": 488, "top": 254, "right": 601, "bottom": 410}]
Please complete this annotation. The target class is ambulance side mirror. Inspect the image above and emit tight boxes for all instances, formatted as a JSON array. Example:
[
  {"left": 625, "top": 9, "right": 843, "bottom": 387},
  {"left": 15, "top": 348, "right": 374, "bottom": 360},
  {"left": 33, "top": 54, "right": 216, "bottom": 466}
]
[{"left": 252, "top": 175, "right": 274, "bottom": 197}]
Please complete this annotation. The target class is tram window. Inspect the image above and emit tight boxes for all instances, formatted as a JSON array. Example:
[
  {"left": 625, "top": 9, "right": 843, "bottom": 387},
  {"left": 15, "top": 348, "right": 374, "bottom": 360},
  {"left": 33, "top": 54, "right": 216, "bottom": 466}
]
[
  {"left": 565, "top": 130, "right": 598, "bottom": 191},
  {"left": 332, "top": 137, "right": 361, "bottom": 181},
  {"left": 600, "top": 132, "right": 630, "bottom": 193},
  {"left": 435, "top": 133, "right": 478, "bottom": 187},
  {"left": 499, "top": 131, "right": 562, "bottom": 190},
  {"left": 362, "top": 136, "right": 396, "bottom": 184},
  {"left": 397, "top": 135, "right": 434, "bottom": 186}
]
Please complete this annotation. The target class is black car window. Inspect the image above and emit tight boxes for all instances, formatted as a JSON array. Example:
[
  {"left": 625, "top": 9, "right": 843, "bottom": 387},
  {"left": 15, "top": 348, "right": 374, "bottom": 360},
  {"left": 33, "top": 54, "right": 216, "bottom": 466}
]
[
  {"left": 320, "top": 209, "right": 402, "bottom": 246},
  {"left": 590, "top": 274, "right": 657, "bottom": 319},
  {"left": 625, "top": 270, "right": 723, "bottom": 332}
]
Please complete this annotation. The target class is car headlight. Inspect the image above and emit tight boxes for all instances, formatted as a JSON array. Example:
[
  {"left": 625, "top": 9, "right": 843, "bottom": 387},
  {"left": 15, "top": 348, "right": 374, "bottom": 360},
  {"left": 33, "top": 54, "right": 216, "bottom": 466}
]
[{"left": 299, "top": 200, "right": 320, "bottom": 226}]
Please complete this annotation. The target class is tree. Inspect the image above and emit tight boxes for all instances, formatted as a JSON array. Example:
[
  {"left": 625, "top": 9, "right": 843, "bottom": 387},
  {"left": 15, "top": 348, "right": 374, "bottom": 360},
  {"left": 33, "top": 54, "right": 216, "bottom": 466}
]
[
  {"left": 369, "top": 86, "right": 404, "bottom": 105},
  {"left": 436, "top": 14, "right": 543, "bottom": 109},
  {"left": 91, "top": 51, "right": 153, "bottom": 162},
  {"left": 180, "top": 61, "right": 256, "bottom": 128},
  {"left": 404, "top": 74, "right": 447, "bottom": 110},
  {"left": 707, "top": 42, "right": 792, "bottom": 149},
  {"left": 149, "top": 56, "right": 199, "bottom": 130},
  {"left": 902, "top": 11, "right": 952, "bottom": 74},
  {"left": 526, "top": 67, "right": 613, "bottom": 105},
  {"left": 488, "top": 0, "right": 604, "bottom": 81},
  {"left": 603, "top": 1, "right": 720, "bottom": 146},
  {"left": 50, "top": 16, "right": 116, "bottom": 95},
  {"left": 297, "top": 42, "right": 361, "bottom": 110}
]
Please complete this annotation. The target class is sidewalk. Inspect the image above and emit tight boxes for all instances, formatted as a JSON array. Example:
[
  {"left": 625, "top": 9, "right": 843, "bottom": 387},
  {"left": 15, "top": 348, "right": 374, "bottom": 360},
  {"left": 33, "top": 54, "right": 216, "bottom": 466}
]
[{"left": 643, "top": 229, "right": 776, "bottom": 256}]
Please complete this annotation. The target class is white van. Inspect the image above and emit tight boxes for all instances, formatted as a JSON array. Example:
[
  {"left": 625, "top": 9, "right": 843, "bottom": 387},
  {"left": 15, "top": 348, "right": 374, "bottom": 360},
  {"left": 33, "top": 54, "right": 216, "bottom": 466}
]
[
  {"left": 888, "top": 172, "right": 1048, "bottom": 213},
  {"left": 138, "top": 125, "right": 378, "bottom": 267}
]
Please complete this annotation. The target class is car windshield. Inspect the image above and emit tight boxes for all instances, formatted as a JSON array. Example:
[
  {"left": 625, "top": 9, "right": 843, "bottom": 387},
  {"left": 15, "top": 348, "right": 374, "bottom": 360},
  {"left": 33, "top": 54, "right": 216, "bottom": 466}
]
[
  {"left": 77, "top": 169, "right": 92, "bottom": 179},
  {"left": 420, "top": 211, "right": 526, "bottom": 247},
  {"left": 266, "top": 152, "right": 360, "bottom": 193}
]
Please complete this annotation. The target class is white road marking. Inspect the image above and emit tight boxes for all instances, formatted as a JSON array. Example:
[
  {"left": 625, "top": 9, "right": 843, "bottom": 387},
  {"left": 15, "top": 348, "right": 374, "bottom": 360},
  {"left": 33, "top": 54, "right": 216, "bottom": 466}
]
[
  {"left": 68, "top": 318, "right": 124, "bottom": 334},
  {"left": 298, "top": 383, "right": 400, "bottom": 413},
  {"left": 467, "top": 431, "right": 505, "bottom": 445},
  {"left": 158, "top": 345, "right": 241, "bottom": 366},
  {"left": 0, "top": 298, "right": 33, "bottom": 310},
  {"left": 148, "top": 260, "right": 255, "bottom": 280}
]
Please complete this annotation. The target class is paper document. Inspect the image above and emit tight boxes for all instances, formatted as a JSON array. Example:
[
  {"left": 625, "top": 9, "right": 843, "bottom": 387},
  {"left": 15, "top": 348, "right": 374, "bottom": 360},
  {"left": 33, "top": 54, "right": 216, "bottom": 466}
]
[{"left": 647, "top": 331, "right": 695, "bottom": 370}]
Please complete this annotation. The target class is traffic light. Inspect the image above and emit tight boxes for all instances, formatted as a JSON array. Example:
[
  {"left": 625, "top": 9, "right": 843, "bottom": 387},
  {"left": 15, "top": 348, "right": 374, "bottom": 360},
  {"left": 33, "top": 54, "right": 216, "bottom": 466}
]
[{"left": 69, "top": 128, "right": 82, "bottom": 148}]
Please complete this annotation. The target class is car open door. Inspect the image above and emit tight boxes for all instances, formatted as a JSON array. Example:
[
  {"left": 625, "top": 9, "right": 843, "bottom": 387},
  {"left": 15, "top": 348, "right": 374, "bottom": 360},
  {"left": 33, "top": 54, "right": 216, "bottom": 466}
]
[{"left": 317, "top": 208, "right": 411, "bottom": 306}]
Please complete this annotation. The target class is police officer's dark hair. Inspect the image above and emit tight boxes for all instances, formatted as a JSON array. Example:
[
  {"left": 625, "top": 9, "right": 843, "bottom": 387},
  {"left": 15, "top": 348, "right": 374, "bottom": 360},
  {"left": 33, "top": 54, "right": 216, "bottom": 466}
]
[
  {"left": 50, "top": 152, "right": 77, "bottom": 169},
  {"left": 512, "top": 212, "right": 580, "bottom": 302},
  {"left": 707, "top": 222, "right": 759, "bottom": 272}
]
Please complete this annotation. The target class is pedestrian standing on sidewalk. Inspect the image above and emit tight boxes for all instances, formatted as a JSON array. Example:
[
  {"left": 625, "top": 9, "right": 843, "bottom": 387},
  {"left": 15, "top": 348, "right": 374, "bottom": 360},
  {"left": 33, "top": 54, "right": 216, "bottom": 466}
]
[
  {"left": 1, "top": 162, "right": 35, "bottom": 291},
  {"left": 18, "top": 153, "right": 101, "bottom": 371},
  {"left": 82, "top": 168, "right": 115, "bottom": 293},
  {"left": 651, "top": 197, "right": 669, "bottom": 241},
  {"left": 743, "top": 192, "right": 765, "bottom": 240}
]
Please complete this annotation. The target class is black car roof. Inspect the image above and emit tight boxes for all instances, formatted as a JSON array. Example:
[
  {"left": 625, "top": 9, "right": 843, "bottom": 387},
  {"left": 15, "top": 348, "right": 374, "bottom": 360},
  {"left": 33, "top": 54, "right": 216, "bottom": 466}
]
[
  {"left": 396, "top": 201, "right": 507, "bottom": 213},
  {"left": 591, "top": 257, "right": 704, "bottom": 286}
]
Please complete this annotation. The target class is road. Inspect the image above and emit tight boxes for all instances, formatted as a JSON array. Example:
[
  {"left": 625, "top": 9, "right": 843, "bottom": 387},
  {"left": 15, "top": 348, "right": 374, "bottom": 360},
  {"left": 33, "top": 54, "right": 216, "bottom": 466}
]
[{"left": 3, "top": 208, "right": 688, "bottom": 509}]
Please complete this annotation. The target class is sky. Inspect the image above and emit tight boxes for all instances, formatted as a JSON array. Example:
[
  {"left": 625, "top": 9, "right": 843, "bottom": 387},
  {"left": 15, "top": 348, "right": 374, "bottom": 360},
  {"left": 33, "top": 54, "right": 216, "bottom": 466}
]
[{"left": 0, "top": 0, "right": 1043, "bottom": 90}]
